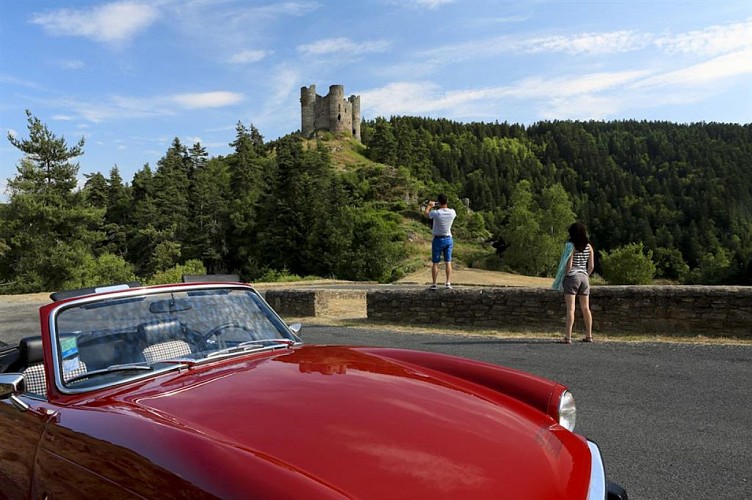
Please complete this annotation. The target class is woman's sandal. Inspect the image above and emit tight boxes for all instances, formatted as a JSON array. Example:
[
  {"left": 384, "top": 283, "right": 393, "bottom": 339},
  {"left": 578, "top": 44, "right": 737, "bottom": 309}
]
[
  {"left": 582, "top": 336, "right": 594, "bottom": 343},
  {"left": 559, "top": 337, "right": 572, "bottom": 344}
]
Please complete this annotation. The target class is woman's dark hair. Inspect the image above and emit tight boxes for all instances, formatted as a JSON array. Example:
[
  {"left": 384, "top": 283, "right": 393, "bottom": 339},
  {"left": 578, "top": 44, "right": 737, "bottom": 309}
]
[{"left": 568, "top": 222, "right": 590, "bottom": 252}]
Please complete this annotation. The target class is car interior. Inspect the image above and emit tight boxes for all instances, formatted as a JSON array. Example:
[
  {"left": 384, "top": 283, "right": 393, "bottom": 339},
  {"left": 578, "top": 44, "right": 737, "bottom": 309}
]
[{"left": 0, "top": 320, "right": 201, "bottom": 398}]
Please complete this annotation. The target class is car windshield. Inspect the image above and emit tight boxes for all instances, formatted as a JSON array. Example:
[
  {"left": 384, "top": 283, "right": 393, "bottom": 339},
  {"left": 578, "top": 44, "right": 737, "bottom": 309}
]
[{"left": 52, "top": 285, "right": 298, "bottom": 393}]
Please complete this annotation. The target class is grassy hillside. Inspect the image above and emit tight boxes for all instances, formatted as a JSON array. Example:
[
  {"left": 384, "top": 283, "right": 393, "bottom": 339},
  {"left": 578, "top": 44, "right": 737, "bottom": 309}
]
[{"left": 308, "top": 134, "right": 500, "bottom": 281}]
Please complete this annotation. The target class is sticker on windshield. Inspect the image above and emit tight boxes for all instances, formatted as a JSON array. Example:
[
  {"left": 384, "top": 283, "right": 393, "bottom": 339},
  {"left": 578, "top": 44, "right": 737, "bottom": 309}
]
[
  {"left": 60, "top": 336, "right": 82, "bottom": 374},
  {"left": 60, "top": 336, "right": 79, "bottom": 359},
  {"left": 63, "top": 356, "right": 82, "bottom": 373}
]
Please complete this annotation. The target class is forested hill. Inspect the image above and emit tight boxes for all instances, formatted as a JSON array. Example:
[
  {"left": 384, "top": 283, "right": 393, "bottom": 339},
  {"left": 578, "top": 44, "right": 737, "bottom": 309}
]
[
  {"left": 361, "top": 117, "right": 752, "bottom": 284},
  {"left": 1, "top": 111, "right": 751, "bottom": 293}
]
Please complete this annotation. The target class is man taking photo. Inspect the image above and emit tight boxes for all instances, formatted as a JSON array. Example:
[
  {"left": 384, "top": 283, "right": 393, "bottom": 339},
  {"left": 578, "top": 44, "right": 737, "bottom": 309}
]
[{"left": 424, "top": 193, "right": 457, "bottom": 289}]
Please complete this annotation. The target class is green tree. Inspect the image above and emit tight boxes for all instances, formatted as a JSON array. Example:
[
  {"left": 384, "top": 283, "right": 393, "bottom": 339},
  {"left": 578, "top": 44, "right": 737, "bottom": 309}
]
[
  {"left": 500, "top": 181, "right": 574, "bottom": 276},
  {"left": 601, "top": 243, "right": 656, "bottom": 285},
  {"left": 187, "top": 157, "right": 231, "bottom": 273},
  {"left": 83, "top": 172, "right": 109, "bottom": 208},
  {"left": 336, "top": 209, "right": 406, "bottom": 282},
  {"left": 102, "top": 166, "right": 132, "bottom": 258},
  {"left": 1, "top": 111, "right": 104, "bottom": 292},
  {"left": 653, "top": 247, "right": 689, "bottom": 281},
  {"left": 367, "top": 117, "right": 398, "bottom": 165},
  {"left": 227, "top": 122, "right": 269, "bottom": 275}
]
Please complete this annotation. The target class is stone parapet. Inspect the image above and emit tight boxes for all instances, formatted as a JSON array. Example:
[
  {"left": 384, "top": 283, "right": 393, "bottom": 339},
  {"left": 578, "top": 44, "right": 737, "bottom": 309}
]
[
  {"left": 366, "top": 286, "right": 752, "bottom": 337},
  {"left": 265, "top": 289, "right": 367, "bottom": 318},
  {"left": 264, "top": 286, "right": 752, "bottom": 337}
]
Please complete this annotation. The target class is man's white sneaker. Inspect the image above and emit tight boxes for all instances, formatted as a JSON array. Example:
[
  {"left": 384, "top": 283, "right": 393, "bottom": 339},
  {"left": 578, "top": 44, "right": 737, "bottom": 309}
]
[
  {"left": 445, "top": 283, "right": 452, "bottom": 289},
  {"left": 429, "top": 284, "right": 438, "bottom": 290}
]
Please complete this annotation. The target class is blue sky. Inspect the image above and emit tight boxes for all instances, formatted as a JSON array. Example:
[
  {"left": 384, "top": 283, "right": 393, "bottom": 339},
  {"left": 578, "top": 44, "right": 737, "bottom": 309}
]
[{"left": 1, "top": 0, "right": 751, "bottom": 198}]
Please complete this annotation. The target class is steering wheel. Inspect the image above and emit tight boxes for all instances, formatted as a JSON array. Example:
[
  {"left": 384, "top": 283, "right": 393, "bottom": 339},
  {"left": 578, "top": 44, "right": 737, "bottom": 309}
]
[{"left": 204, "top": 323, "right": 258, "bottom": 349}]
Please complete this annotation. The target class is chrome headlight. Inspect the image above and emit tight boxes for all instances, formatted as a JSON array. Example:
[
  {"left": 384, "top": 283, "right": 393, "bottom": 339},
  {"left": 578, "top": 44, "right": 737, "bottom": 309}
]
[{"left": 558, "top": 390, "right": 576, "bottom": 431}]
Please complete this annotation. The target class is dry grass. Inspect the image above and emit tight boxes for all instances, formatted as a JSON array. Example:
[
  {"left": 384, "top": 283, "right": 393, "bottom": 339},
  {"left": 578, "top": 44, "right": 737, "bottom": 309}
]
[{"left": 396, "top": 264, "right": 553, "bottom": 288}]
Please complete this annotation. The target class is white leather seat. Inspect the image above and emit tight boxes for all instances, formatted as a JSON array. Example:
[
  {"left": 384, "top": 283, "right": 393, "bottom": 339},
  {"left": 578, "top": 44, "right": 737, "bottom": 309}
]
[
  {"left": 138, "top": 320, "right": 193, "bottom": 363},
  {"left": 23, "top": 361, "right": 88, "bottom": 397},
  {"left": 142, "top": 340, "right": 192, "bottom": 363}
]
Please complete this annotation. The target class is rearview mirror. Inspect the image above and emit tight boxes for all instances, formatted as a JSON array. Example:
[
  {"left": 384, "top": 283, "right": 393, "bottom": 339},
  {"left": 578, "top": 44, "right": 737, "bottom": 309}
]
[
  {"left": 149, "top": 298, "right": 192, "bottom": 314},
  {"left": 289, "top": 323, "right": 302, "bottom": 335}
]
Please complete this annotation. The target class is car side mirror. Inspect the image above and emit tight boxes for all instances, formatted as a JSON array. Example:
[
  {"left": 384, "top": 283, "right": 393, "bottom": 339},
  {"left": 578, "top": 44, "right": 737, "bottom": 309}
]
[
  {"left": 0, "top": 373, "right": 30, "bottom": 411},
  {"left": 288, "top": 323, "right": 302, "bottom": 335}
]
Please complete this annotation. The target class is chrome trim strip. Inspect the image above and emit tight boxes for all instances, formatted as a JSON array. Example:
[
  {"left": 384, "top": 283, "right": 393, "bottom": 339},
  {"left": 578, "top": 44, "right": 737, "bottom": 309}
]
[{"left": 586, "top": 440, "right": 607, "bottom": 500}]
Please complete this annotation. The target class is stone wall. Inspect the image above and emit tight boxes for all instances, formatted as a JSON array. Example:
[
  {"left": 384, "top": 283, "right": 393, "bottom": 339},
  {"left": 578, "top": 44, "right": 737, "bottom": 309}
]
[
  {"left": 265, "top": 289, "right": 367, "bottom": 318},
  {"left": 265, "top": 286, "right": 752, "bottom": 337},
  {"left": 366, "top": 286, "right": 752, "bottom": 337}
]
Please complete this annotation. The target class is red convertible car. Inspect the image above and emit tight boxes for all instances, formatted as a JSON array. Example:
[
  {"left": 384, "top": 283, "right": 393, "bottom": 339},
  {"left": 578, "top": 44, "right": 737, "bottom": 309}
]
[{"left": 0, "top": 280, "right": 627, "bottom": 499}]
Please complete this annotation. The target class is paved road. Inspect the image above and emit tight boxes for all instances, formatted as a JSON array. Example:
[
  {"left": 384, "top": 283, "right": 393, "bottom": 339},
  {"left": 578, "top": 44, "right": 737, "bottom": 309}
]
[
  {"left": 301, "top": 325, "right": 752, "bottom": 500},
  {"left": 3, "top": 298, "right": 751, "bottom": 498}
]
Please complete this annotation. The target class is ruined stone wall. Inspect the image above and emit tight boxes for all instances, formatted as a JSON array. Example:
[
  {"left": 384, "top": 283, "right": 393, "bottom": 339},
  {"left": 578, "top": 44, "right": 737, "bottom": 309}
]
[{"left": 300, "top": 84, "right": 361, "bottom": 140}]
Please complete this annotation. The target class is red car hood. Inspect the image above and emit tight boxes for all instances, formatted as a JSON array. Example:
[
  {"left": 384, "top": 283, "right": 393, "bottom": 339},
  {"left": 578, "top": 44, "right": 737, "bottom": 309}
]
[{"left": 123, "top": 345, "right": 588, "bottom": 498}]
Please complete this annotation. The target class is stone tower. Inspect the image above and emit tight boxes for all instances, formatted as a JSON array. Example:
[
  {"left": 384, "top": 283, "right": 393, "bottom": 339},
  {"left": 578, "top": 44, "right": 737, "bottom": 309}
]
[{"left": 300, "top": 84, "right": 361, "bottom": 141}]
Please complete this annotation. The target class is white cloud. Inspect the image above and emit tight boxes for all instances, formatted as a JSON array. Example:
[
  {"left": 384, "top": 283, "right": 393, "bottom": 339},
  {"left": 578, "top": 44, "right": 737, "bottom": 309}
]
[
  {"left": 361, "top": 70, "right": 648, "bottom": 117},
  {"left": 30, "top": 1, "right": 159, "bottom": 44},
  {"left": 50, "top": 90, "right": 245, "bottom": 123},
  {"left": 172, "top": 91, "right": 245, "bottom": 109},
  {"left": 540, "top": 94, "right": 625, "bottom": 121},
  {"left": 242, "top": 1, "right": 321, "bottom": 19},
  {"left": 631, "top": 48, "right": 752, "bottom": 89},
  {"left": 419, "top": 29, "right": 651, "bottom": 64},
  {"left": 52, "top": 115, "right": 74, "bottom": 121},
  {"left": 297, "top": 37, "right": 391, "bottom": 56},
  {"left": 655, "top": 18, "right": 752, "bottom": 57},
  {"left": 59, "top": 59, "right": 85, "bottom": 70},
  {"left": 388, "top": 0, "right": 454, "bottom": 9},
  {"left": 523, "top": 31, "right": 652, "bottom": 55},
  {"left": 228, "top": 49, "right": 268, "bottom": 64},
  {"left": 507, "top": 71, "right": 648, "bottom": 99},
  {"left": 410, "top": 0, "right": 455, "bottom": 9}
]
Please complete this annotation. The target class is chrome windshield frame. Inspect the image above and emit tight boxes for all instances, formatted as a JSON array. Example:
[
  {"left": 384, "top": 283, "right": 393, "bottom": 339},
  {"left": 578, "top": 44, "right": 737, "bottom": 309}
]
[{"left": 48, "top": 283, "right": 302, "bottom": 396}]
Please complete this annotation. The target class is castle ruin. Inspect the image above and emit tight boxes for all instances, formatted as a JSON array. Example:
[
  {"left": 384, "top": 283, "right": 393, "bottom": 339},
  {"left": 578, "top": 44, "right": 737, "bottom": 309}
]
[{"left": 300, "top": 84, "right": 361, "bottom": 141}]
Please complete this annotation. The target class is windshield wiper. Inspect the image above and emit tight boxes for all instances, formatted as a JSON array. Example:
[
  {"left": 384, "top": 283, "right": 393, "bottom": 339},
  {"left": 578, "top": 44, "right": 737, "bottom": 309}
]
[
  {"left": 206, "top": 339, "right": 295, "bottom": 359},
  {"left": 65, "top": 363, "right": 153, "bottom": 383}
]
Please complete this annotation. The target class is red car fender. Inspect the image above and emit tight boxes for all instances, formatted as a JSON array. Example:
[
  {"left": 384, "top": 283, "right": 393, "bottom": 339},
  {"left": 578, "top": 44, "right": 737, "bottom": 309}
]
[{"left": 357, "top": 347, "right": 569, "bottom": 425}]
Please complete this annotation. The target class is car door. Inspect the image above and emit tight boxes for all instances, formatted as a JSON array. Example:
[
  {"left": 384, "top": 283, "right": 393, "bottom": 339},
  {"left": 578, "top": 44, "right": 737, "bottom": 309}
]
[{"left": 0, "top": 395, "right": 52, "bottom": 499}]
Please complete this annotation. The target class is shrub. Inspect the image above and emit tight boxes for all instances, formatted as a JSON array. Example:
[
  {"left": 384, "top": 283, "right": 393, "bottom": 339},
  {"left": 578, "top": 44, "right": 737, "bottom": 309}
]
[
  {"left": 146, "top": 259, "right": 206, "bottom": 286},
  {"left": 653, "top": 247, "right": 689, "bottom": 281},
  {"left": 62, "top": 252, "right": 137, "bottom": 291},
  {"left": 257, "top": 267, "right": 303, "bottom": 283},
  {"left": 601, "top": 243, "right": 656, "bottom": 285}
]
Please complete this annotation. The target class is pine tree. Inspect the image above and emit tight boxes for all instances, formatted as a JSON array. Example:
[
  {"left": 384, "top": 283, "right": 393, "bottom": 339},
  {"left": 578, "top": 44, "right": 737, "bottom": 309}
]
[{"left": 1, "top": 111, "right": 104, "bottom": 292}]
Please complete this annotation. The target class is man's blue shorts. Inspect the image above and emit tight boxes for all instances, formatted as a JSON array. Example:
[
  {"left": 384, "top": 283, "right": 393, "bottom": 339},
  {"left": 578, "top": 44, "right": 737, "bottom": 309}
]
[{"left": 431, "top": 236, "right": 453, "bottom": 263}]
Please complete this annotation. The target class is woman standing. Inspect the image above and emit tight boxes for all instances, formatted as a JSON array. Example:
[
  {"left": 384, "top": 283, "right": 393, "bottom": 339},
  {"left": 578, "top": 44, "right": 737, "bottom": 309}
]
[{"left": 553, "top": 222, "right": 595, "bottom": 344}]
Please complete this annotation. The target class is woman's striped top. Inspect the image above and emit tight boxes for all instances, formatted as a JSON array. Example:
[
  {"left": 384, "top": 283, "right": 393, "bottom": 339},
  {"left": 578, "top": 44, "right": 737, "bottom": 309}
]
[{"left": 567, "top": 245, "right": 590, "bottom": 276}]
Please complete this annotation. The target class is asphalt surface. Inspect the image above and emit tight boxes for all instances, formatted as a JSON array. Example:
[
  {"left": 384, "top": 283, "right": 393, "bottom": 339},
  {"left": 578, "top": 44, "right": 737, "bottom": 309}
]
[
  {"left": 301, "top": 325, "right": 752, "bottom": 500},
  {"left": 2, "top": 298, "right": 751, "bottom": 499}
]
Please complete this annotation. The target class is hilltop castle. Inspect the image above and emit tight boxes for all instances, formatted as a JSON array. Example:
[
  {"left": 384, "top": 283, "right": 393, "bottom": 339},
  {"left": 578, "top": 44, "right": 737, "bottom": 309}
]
[{"left": 300, "top": 84, "right": 361, "bottom": 141}]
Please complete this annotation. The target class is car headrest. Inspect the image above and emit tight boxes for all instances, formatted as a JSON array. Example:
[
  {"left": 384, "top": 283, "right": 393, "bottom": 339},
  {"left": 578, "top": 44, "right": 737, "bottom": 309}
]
[
  {"left": 139, "top": 320, "right": 184, "bottom": 344},
  {"left": 19, "top": 336, "right": 45, "bottom": 365}
]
